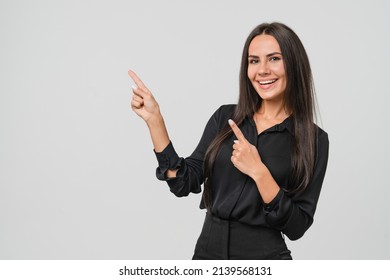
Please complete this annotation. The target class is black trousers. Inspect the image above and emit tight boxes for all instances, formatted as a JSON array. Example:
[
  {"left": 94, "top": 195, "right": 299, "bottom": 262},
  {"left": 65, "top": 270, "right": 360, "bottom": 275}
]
[{"left": 192, "top": 213, "right": 292, "bottom": 260}]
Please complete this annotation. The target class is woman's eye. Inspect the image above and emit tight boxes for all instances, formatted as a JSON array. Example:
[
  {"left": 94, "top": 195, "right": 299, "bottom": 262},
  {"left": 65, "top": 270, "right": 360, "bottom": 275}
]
[
  {"left": 249, "top": 59, "right": 259, "bottom": 64},
  {"left": 269, "top": 56, "right": 281, "bottom": 62}
]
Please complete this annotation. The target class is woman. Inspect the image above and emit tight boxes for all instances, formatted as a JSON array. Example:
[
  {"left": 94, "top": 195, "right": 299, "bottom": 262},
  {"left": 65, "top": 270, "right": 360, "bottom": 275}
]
[{"left": 129, "top": 22, "right": 329, "bottom": 260}]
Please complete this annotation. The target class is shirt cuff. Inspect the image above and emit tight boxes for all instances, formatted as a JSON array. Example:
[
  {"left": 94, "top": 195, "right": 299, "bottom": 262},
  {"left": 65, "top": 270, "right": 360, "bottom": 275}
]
[
  {"left": 154, "top": 141, "right": 181, "bottom": 180},
  {"left": 263, "top": 189, "right": 284, "bottom": 213}
]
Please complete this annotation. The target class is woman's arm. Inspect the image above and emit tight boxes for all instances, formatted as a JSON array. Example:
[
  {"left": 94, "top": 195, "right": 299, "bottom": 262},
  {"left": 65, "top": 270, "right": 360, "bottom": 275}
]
[
  {"left": 265, "top": 131, "right": 329, "bottom": 240},
  {"left": 228, "top": 119, "right": 280, "bottom": 203},
  {"left": 129, "top": 70, "right": 177, "bottom": 178}
]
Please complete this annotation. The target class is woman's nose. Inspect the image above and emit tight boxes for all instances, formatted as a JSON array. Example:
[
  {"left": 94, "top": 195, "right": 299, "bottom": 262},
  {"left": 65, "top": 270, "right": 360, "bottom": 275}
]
[{"left": 257, "top": 61, "right": 270, "bottom": 76}]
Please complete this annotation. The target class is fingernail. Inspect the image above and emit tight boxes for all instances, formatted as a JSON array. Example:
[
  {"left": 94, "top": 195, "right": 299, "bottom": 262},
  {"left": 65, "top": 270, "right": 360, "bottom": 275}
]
[
  {"left": 131, "top": 85, "right": 137, "bottom": 90},
  {"left": 234, "top": 140, "right": 239, "bottom": 144},
  {"left": 228, "top": 119, "right": 234, "bottom": 125}
]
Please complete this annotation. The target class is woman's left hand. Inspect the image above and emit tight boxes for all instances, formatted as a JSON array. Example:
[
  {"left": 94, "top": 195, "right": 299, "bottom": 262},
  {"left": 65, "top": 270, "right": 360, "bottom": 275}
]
[{"left": 228, "top": 119, "right": 264, "bottom": 179}]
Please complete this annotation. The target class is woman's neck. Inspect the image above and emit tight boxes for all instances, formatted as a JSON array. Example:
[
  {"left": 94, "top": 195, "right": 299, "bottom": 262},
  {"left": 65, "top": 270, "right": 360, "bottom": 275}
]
[
  {"left": 256, "top": 100, "right": 290, "bottom": 121},
  {"left": 254, "top": 101, "right": 290, "bottom": 134}
]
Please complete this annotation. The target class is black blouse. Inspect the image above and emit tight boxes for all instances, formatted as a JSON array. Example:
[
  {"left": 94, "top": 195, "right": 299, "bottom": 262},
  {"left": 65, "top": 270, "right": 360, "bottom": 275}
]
[{"left": 154, "top": 105, "right": 329, "bottom": 240}]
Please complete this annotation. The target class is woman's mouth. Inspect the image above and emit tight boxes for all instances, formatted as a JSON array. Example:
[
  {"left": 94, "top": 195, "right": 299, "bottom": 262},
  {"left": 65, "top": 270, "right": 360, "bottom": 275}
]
[{"left": 258, "top": 79, "right": 277, "bottom": 89}]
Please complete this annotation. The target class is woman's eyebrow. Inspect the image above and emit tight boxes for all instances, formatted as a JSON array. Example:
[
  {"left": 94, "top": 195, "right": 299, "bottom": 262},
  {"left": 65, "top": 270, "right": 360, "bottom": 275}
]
[
  {"left": 266, "top": 52, "right": 282, "bottom": 57},
  {"left": 248, "top": 52, "right": 282, "bottom": 58}
]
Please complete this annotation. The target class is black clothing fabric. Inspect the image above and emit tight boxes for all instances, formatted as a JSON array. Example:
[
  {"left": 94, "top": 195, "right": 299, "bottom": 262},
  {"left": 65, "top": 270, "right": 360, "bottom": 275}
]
[
  {"left": 192, "top": 213, "right": 292, "bottom": 260},
  {"left": 155, "top": 104, "right": 329, "bottom": 241}
]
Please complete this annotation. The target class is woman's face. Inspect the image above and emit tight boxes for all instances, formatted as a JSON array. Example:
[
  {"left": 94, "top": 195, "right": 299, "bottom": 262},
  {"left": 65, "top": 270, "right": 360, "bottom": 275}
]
[{"left": 247, "top": 34, "right": 287, "bottom": 103}]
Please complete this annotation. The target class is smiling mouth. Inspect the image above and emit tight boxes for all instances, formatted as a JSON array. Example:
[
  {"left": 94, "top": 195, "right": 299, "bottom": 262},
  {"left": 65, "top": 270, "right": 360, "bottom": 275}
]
[{"left": 258, "top": 79, "right": 277, "bottom": 85}]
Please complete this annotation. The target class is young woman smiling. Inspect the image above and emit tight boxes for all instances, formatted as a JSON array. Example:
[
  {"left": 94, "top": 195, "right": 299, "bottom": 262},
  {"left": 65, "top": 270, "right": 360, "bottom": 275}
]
[{"left": 129, "top": 22, "right": 329, "bottom": 260}]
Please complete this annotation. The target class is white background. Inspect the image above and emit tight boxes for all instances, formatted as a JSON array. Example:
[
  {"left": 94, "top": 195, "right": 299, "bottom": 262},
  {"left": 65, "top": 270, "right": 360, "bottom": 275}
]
[{"left": 1, "top": 0, "right": 389, "bottom": 259}]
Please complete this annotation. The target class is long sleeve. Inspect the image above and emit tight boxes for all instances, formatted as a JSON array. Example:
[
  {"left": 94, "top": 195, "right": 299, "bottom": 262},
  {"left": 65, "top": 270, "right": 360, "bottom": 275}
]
[
  {"left": 263, "top": 129, "right": 329, "bottom": 240},
  {"left": 154, "top": 141, "right": 203, "bottom": 197},
  {"left": 154, "top": 105, "right": 235, "bottom": 197}
]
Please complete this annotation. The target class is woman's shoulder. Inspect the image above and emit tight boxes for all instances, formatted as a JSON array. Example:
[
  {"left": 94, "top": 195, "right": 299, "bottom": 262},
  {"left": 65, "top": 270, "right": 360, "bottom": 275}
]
[
  {"left": 314, "top": 123, "right": 329, "bottom": 146},
  {"left": 214, "top": 104, "right": 236, "bottom": 116},
  {"left": 209, "top": 104, "right": 236, "bottom": 128},
  {"left": 314, "top": 123, "right": 328, "bottom": 136}
]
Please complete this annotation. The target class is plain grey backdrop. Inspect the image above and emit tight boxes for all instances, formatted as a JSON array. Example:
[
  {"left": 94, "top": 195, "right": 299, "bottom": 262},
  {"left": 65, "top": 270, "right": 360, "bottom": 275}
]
[{"left": 1, "top": 0, "right": 389, "bottom": 259}]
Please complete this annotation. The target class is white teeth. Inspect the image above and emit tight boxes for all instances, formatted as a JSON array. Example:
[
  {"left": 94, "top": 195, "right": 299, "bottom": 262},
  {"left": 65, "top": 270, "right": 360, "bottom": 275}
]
[{"left": 259, "top": 80, "right": 276, "bottom": 85}]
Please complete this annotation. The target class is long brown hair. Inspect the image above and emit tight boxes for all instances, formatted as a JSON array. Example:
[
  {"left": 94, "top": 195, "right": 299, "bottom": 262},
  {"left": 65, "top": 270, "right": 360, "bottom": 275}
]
[{"left": 203, "top": 22, "right": 317, "bottom": 209}]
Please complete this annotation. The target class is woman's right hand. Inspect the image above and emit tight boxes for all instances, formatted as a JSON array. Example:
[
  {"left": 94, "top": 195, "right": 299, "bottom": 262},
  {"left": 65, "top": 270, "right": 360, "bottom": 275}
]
[
  {"left": 128, "top": 70, "right": 177, "bottom": 177},
  {"left": 128, "top": 70, "right": 161, "bottom": 123}
]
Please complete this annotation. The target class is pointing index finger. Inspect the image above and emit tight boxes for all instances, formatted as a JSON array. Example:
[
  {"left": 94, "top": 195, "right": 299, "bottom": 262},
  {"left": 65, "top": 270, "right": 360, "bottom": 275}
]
[
  {"left": 228, "top": 119, "right": 246, "bottom": 142},
  {"left": 128, "top": 70, "right": 148, "bottom": 90}
]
